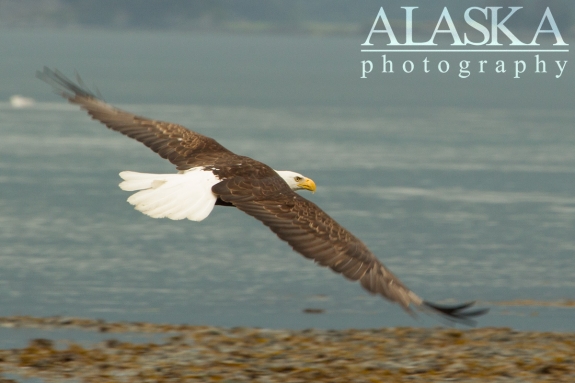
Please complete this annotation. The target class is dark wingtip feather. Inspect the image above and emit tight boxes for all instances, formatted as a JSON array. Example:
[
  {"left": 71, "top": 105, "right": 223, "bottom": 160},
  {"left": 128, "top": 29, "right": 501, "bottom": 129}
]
[
  {"left": 423, "top": 301, "right": 489, "bottom": 326},
  {"left": 36, "top": 67, "right": 99, "bottom": 100}
]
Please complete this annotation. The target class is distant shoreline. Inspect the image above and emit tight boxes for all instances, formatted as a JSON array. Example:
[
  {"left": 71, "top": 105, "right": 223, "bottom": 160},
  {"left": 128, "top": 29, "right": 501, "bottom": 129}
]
[
  {"left": 1, "top": 20, "right": 573, "bottom": 39},
  {"left": 0, "top": 21, "right": 368, "bottom": 37}
]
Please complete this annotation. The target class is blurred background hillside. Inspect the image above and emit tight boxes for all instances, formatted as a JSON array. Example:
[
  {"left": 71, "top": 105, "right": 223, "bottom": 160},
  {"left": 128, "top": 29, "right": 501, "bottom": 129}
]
[{"left": 0, "top": 0, "right": 573, "bottom": 36}]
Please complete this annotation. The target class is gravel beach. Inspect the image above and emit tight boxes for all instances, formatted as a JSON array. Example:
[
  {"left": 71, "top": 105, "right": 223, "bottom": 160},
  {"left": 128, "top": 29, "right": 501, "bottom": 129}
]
[{"left": 0, "top": 316, "right": 574, "bottom": 382}]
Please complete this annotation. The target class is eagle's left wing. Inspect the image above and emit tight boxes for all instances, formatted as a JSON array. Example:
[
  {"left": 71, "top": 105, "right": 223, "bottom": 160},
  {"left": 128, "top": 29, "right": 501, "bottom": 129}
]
[{"left": 213, "top": 176, "right": 488, "bottom": 324}]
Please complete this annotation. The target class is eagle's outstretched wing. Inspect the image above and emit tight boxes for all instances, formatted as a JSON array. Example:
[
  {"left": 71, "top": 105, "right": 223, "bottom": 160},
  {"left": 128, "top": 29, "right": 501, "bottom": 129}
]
[
  {"left": 37, "top": 67, "right": 233, "bottom": 171},
  {"left": 213, "top": 176, "right": 488, "bottom": 325}
]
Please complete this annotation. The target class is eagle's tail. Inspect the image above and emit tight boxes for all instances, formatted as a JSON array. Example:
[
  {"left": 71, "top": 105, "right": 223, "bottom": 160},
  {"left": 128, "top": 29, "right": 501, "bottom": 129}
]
[{"left": 119, "top": 168, "right": 219, "bottom": 222}]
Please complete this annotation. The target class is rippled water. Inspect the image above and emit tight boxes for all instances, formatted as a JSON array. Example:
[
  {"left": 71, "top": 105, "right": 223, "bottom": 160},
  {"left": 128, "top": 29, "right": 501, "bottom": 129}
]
[
  {"left": 0, "top": 30, "right": 574, "bottom": 332},
  {"left": 1, "top": 101, "right": 574, "bottom": 331}
]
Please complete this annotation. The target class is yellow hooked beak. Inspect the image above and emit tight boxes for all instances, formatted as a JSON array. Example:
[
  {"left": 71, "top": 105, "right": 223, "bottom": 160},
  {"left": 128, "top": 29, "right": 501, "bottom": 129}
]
[{"left": 298, "top": 178, "right": 317, "bottom": 193}]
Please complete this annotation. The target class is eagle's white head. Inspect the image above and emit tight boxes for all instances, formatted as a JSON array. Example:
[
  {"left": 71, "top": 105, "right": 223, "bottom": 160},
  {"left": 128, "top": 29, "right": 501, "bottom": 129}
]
[{"left": 275, "top": 170, "right": 316, "bottom": 193}]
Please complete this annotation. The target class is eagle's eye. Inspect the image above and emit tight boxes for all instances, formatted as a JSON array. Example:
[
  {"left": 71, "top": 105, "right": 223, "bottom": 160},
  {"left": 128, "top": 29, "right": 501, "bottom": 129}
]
[{"left": 294, "top": 176, "right": 303, "bottom": 182}]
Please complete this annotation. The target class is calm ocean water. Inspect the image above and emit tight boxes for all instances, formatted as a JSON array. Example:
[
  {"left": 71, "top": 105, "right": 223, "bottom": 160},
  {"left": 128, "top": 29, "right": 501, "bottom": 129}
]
[{"left": 0, "top": 30, "right": 574, "bottom": 332}]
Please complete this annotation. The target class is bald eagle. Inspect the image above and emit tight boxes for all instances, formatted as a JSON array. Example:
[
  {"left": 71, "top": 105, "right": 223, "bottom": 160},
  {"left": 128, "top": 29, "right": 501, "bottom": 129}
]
[{"left": 38, "top": 67, "right": 487, "bottom": 324}]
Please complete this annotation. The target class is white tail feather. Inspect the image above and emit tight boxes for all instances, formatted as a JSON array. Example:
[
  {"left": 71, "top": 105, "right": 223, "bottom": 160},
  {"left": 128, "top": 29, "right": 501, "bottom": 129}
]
[
  {"left": 119, "top": 169, "right": 220, "bottom": 221},
  {"left": 119, "top": 171, "right": 171, "bottom": 191}
]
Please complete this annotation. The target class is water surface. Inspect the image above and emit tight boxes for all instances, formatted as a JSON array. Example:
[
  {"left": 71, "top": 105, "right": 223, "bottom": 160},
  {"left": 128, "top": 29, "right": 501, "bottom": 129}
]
[{"left": 0, "top": 30, "right": 574, "bottom": 332}]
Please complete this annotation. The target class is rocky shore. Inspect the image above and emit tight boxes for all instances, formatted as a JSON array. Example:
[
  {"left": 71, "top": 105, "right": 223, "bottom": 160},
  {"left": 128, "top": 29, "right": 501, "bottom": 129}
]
[{"left": 0, "top": 316, "right": 574, "bottom": 382}]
